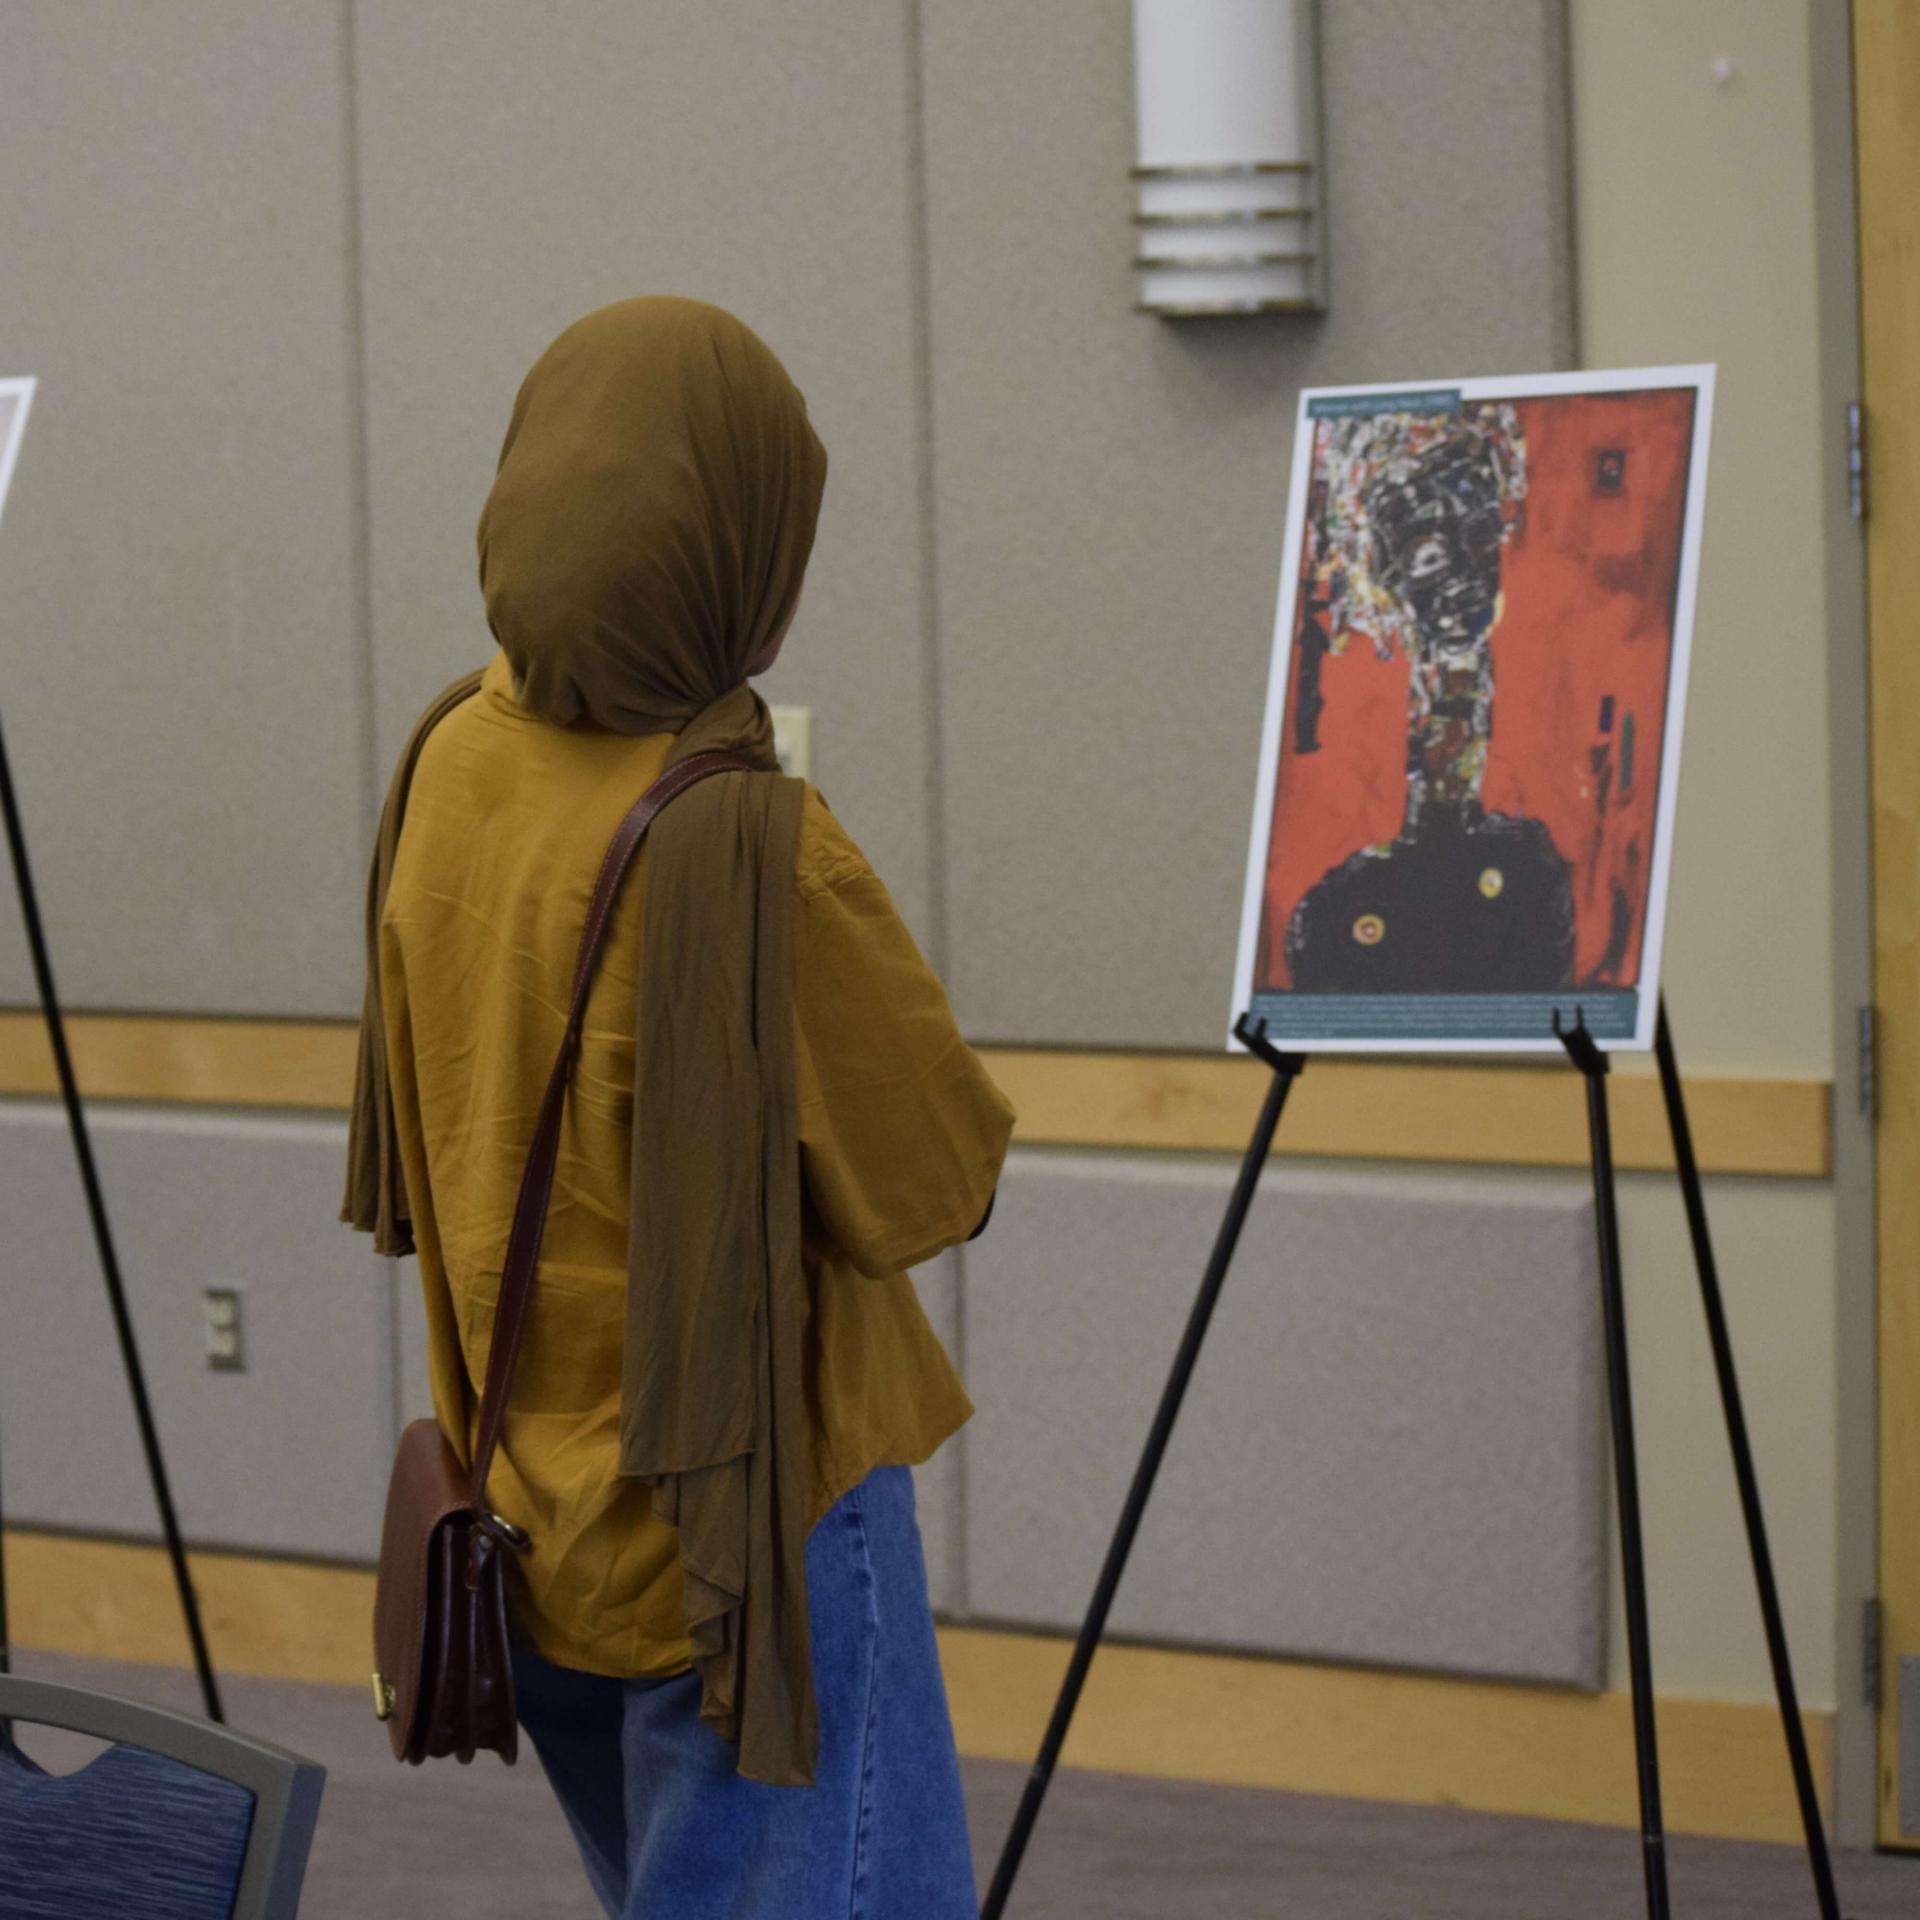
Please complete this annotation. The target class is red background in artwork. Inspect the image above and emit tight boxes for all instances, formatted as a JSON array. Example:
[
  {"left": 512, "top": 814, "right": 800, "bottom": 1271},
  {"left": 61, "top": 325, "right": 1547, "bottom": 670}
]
[{"left": 1256, "top": 389, "right": 1697, "bottom": 991}]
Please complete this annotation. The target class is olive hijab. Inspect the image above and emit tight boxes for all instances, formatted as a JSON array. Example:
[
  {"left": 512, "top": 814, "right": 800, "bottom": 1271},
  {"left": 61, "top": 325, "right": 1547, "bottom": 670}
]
[{"left": 344, "top": 296, "right": 830, "bottom": 1785}]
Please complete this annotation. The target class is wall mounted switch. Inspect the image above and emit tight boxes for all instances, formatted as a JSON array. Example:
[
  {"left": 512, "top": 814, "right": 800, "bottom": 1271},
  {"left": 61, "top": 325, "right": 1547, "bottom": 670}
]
[
  {"left": 203, "top": 1286, "right": 245, "bottom": 1372},
  {"left": 769, "top": 706, "right": 813, "bottom": 782}
]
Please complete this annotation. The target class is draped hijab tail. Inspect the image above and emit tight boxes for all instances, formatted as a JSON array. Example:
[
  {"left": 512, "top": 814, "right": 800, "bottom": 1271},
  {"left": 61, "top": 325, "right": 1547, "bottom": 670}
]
[
  {"left": 341, "top": 668, "right": 484, "bottom": 1255},
  {"left": 622, "top": 763, "right": 815, "bottom": 1783}
]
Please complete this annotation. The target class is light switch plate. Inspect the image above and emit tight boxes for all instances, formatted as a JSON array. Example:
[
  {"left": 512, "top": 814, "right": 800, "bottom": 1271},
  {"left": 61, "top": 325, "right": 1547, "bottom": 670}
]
[
  {"left": 203, "top": 1286, "right": 245, "bottom": 1373},
  {"left": 769, "top": 706, "right": 813, "bottom": 782}
]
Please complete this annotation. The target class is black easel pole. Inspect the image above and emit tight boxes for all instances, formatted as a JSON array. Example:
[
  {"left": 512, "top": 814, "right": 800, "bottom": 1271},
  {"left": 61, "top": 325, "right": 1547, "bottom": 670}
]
[
  {"left": 0, "top": 708, "right": 222, "bottom": 1723},
  {"left": 1557, "top": 1010, "right": 1669, "bottom": 1920},
  {"left": 1654, "top": 998, "right": 1842, "bottom": 1918},
  {"left": 981, "top": 1015, "right": 1305, "bottom": 1920}
]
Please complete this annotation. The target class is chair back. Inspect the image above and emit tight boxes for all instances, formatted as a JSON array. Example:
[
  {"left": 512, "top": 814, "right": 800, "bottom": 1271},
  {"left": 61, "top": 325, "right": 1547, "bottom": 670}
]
[{"left": 0, "top": 1673, "right": 325, "bottom": 1920}]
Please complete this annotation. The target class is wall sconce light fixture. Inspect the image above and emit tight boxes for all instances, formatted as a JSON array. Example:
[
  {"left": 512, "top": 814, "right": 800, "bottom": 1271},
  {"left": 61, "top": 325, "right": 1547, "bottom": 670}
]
[{"left": 1131, "top": 0, "right": 1326, "bottom": 316}]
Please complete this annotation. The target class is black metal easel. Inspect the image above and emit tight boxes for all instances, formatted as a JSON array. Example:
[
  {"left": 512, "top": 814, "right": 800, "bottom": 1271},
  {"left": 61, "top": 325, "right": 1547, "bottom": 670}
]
[
  {"left": 982, "top": 997, "right": 1841, "bottom": 1920},
  {"left": 0, "top": 707, "right": 222, "bottom": 1723}
]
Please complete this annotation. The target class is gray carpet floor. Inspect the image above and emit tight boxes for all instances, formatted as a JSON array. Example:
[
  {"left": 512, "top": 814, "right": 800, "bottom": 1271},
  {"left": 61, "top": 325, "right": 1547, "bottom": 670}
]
[{"left": 7, "top": 1651, "right": 1916, "bottom": 1918}]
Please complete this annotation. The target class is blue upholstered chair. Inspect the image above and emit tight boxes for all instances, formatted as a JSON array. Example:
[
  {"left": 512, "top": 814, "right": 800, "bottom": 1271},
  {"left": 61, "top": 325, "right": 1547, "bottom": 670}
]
[{"left": 0, "top": 1673, "right": 325, "bottom": 1919}]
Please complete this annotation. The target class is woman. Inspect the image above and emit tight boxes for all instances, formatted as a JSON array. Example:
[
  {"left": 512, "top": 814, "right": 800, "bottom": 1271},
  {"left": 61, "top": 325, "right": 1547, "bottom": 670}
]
[{"left": 344, "top": 296, "right": 1014, "bottom": 1919}]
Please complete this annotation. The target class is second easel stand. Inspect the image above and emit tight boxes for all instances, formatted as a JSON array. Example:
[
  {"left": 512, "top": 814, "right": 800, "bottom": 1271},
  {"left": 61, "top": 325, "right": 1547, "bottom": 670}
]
[
  {"left": 0, "top": 706, "right": 221, "bottom": 1723},
  {"left": 981, "top": 998, "right": 1843, "bottom": 1920}
]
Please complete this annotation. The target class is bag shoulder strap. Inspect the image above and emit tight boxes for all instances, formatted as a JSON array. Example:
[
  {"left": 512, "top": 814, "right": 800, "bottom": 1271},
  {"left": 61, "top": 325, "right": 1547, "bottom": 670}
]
[{"left": 465, "top": 749, "right": 756, "bottom": 1526}]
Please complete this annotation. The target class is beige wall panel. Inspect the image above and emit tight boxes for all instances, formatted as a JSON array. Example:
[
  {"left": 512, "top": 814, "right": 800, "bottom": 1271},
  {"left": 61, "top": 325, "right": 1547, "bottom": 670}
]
[
  {"left": 1609, "top": 1170, "right": 1839, "bottom": 1709},
  {"left": 0, "top": 4, "right": 369, "bottom": 1016},
  {"left": 920, "top": 1, "right": 1574, "bottom": 1044},
  {"left": 0, "top": 1104, "right": 393, "bottom": 1562},
  {"left": 959, "top": 1150, "right": 1840, "bottom": 1708},
  {"left": 965, "top": 1151, "right": 1608, "bottom": 1686},
  {"left": 1564, "top": 0, "right": 1856, "bottom": 1806},
  {"left": 906, "top": 1250, "right": 966, "bottom": 1615},
  {"left": 396, "top": 1251, "right": 435, "bottom": 1436},
  {"left": 1567, "top": 0, "right": 1835, "bottom": 1076},
  {"left": 350, "top": 0, "right": 941, "bottom": 939}
]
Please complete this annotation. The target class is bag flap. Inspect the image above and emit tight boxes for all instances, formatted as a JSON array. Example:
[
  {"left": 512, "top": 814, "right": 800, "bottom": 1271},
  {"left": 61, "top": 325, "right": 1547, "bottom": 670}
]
[{"left": 375, "top": 1416, "right": 473, "bottom": 1752}]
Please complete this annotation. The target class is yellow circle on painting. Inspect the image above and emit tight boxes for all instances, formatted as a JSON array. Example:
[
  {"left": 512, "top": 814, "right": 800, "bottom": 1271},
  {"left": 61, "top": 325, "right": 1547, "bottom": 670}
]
[
  {"left": 1352, "top": 913, "right": 1385, "bottom": 946},
  {"left": 1479, "top": 867, "right": 1505, "bottom": 899}
]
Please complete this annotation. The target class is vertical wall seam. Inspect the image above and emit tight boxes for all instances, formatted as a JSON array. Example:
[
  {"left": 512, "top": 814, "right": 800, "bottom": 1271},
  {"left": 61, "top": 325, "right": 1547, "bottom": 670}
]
[
  {"left": 1548, "top": 0, "right": 1581, "bottom": 368},
  {"left": 336, "top": 0, "right": 400, "bottom": 1453},
  {"left": 901, "top": 0, "right": 949, "bottom": 979},
  {"left": 899, "top": 0, "right": 968, "bottom": 1619},
  {"left": 1808, "top": 0, "right": 1877, "bottom": 1846},
  {"left": 337, "top": 0, "right": 380, "bottom": 856}
]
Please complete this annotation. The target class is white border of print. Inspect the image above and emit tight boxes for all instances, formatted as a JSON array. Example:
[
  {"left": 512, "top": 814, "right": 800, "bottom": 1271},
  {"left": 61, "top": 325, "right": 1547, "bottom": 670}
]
[
  {"left": 0, "top": 378, "right": 36, "bottom": 531},
  {"left": 1228, "top": 363, "right": 1716, "bottom": 1055}
]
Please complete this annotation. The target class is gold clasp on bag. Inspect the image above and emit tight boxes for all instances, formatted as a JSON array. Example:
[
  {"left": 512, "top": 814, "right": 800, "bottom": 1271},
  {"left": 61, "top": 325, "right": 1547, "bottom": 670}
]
[{"left": 371, "top": 1671, "right": 396, "bottom": 1721}]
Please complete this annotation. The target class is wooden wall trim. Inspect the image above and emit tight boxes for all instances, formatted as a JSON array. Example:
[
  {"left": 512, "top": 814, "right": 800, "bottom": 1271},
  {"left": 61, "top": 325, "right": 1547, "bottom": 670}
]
[
  {"left": 939, "top": 1623, "right": 1829, "bottom": 1848},
  {"left": 1, "top": 1527, "right": 1828, "bottom": 1845},
  {"left": 987, "top": 1047, "right": 1828, "bottom": 1177},
  {"left": 0, "top": 1012, "right": 1830, "bottom": 1177},
  {"left": 0, "top": 1014, "right": 360, "bottom": 1113}
]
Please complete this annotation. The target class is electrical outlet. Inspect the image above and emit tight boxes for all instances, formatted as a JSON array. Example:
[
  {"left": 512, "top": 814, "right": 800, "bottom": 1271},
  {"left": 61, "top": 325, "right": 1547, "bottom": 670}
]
[
  {"left": 769, "top": 706, "right": 813, "bottom": 782},
  {"left": 203, "top": 1287, "right": 245, "bottom": 1373}
]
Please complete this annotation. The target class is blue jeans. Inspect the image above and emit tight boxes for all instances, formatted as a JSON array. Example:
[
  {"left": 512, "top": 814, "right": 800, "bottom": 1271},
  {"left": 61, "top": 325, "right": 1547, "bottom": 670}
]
[{"left": 511, "top": 1465, "right": 977, "bottom": 1920}]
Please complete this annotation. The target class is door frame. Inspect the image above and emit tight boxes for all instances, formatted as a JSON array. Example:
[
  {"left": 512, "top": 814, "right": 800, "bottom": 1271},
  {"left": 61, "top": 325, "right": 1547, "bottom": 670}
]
[
  {"left": 1847, "top": 0, "right": 1920, "bottom": 1851},
  {"left": 1795, "top": 0, "right": 1878, "bottom": 1851}
]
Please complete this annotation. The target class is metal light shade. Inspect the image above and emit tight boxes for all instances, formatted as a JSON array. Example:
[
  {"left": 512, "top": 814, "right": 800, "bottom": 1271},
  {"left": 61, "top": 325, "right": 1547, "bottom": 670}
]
[{"left": 1131, "top": 0, "right": 1326, "bottom": 316}]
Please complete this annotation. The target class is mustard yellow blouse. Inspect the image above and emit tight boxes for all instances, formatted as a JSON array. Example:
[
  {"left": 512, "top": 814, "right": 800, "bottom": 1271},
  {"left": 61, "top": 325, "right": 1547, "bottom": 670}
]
[{"left": 378, "top": 655, "right": 1014, "bottom": 1676}]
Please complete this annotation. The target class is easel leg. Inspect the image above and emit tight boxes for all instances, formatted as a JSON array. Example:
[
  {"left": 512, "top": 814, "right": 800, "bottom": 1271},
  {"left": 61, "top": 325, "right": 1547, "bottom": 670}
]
[
  {"left": 979, "top": 1019, "right": 1305, "bottom": 1920},
  {"left": 1655, "top": 999, "right": 1843, "bottom": 1918},
  {"left": 0, "top": 709, "right": 222, "bottom": 1723},
  {"left": 1558, "top": 1012, "right": 1670, "bottom": 1920}
]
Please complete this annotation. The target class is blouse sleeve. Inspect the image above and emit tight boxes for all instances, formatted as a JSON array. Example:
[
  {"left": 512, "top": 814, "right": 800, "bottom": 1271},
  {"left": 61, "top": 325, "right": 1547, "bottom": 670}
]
[{"left": 793, "top": 801, "right": 1015, "bottom": 1277}]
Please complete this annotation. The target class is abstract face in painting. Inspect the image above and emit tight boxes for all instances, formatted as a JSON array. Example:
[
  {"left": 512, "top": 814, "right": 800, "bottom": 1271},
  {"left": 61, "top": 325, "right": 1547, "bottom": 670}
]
[
  {"left": 1364, "top": 432, "right": 1507, "bottom": 650},
  {"left": 1286, "top": 404, "right": 1575, "bottom": 994},
  {"left": 1364, "top": 427, "right": 1514, "bottom": 821}
]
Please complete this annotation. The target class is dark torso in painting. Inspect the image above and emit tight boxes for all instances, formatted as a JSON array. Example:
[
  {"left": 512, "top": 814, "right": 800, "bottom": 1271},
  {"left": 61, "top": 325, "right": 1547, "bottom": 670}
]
[{"left": 1285, "top": 812, "right": 1575, "bottom": 994}]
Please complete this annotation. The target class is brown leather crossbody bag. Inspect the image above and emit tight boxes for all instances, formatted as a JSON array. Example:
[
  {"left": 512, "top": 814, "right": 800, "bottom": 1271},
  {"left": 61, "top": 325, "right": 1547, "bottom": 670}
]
[{"left": 370, "top": 750, "right": 754, "bottom": 1765}]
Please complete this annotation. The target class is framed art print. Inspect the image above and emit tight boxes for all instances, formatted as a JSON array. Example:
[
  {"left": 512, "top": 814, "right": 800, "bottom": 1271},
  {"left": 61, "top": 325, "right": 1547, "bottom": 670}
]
[{"left": 1231, "top": 366, "right": 1714, "bottom": 1052}]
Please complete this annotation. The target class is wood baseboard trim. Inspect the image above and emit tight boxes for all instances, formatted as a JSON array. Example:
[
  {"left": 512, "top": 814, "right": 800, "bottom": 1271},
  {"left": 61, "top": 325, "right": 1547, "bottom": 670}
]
[
  {"left": 0, "top": 1012, "right": 1830, "bottom": 1177},
  {"left": 938, "top": 1624, "right": 1830, "bottom": 1846},
  {"left": 0, "top": 1014, "right": 359, "bottom": 1114},
  {"left": 1, "top": 1528, "right": 1829, "bottom": 1844}
]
